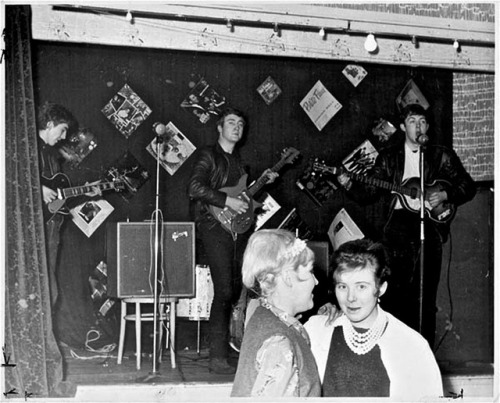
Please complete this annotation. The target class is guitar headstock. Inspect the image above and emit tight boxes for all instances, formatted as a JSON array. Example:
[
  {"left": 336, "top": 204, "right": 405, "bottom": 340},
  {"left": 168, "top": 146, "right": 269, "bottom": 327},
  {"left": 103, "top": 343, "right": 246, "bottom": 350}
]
[
  {"left": 313, "top": 160, "right": 337, "bottom": 175},
  {"left": 281, "top": 147, "right": 301, "bottom": 165}
]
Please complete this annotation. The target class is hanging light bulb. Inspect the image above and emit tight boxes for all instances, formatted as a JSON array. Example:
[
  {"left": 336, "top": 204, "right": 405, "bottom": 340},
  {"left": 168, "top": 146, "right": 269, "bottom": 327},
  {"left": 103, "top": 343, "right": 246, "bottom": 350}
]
[
  {"left": 364, "top": 33, "right": 378, "bottom": 53},
  {"left": 226, "top": 19, "right": 234, "bottom": 32},
  {"left": 319, "top": 27, "right": 326, "bottom": 39},
  {"left": 125, "top": 10, "right": 133, "bottom": 22},
  {"left": 453, "top": 39, "right": 460, "bottom": 51}
]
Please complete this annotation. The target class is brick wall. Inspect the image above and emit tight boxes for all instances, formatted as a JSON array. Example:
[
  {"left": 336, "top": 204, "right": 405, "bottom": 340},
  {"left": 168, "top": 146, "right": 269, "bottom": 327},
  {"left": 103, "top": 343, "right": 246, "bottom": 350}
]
[{"left": 453, "top": 73, "right": 495, "bottom": 181}]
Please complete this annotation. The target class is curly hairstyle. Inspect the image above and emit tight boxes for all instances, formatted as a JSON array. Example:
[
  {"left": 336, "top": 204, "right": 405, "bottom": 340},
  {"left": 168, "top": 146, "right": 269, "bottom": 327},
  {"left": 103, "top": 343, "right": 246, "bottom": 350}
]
[{"left": 241, "top": 229, "right": 314, "bottom": 298}]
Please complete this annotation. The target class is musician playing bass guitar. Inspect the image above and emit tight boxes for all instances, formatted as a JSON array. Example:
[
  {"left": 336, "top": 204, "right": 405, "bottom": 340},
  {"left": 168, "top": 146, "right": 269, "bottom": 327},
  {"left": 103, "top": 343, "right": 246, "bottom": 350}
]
[
  {"left": 38, "top": 102, "right": 102, "bottom": 308},
  {"left": 337, "top": 104, "right": 476, "bottom": 348},
  {"left": 187, "top": 107, "right": 278, "bottom": 374}
]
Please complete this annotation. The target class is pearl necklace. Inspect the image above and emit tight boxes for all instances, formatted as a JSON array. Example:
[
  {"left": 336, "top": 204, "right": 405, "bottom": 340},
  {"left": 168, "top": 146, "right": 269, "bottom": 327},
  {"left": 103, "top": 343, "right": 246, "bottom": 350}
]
[{"left": 339, "top": 309, "right": 388, "bottom": 355}]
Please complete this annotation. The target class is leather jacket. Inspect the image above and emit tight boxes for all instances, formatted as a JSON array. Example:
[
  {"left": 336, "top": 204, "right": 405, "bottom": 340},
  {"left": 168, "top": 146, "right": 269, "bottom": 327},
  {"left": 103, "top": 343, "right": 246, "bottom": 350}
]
[
  {"left": 187, "top": 142, "right": 246, "bottom": 224},
  {"left": 348, "top": 139, "right": 476, "bottom": 235}
]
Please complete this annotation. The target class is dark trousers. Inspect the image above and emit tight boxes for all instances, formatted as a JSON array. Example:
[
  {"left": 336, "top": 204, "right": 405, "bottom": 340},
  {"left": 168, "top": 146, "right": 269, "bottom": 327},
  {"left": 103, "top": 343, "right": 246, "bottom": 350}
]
[
  {"left": 198, "top": 220, "right": 249, "bottom": 360},
  {"left": 45, "top": 214, "right": 64, "bottom": 308},
  {"left": 381, "top": 210, "right": 443, "bottom": 348}
]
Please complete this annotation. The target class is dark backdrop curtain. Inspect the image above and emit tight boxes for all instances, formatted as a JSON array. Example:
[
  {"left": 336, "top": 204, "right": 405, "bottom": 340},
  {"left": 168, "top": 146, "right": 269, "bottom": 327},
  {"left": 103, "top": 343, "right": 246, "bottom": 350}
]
[{"left": 4, "top": 6, "right": 75, "bottom": 397}]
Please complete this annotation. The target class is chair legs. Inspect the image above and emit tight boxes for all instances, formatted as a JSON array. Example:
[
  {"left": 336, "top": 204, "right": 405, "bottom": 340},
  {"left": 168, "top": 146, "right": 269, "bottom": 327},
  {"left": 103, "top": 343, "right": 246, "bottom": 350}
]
[{"left": 117, "top": 300, "right": 126, "bottom": 365}]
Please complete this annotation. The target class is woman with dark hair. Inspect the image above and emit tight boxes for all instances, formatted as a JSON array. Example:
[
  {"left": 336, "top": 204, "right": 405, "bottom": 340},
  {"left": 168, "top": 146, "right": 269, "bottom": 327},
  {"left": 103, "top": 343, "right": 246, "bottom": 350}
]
[{"left": 305, "top": 239, "right": 443, "bottom": 400}]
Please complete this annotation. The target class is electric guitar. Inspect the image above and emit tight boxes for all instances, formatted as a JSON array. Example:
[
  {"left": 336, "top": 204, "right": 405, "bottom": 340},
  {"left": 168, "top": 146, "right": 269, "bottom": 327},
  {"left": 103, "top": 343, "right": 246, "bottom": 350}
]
[
  {"left": 210, "top": 147, "right": 300, "bottom": 234},
  {"left": 313, "top": 162, "right": 456, "bottom": 224},
  {"left": 42, "top": 173, "right": 125, "bottom": 221}
]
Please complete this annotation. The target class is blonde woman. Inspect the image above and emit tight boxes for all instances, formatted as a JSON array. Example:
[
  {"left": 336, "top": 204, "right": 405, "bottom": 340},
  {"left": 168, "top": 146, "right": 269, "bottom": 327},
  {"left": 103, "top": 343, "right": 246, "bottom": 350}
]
[{"left": 231, "top": 229, "right": 321, "bottom": 397}]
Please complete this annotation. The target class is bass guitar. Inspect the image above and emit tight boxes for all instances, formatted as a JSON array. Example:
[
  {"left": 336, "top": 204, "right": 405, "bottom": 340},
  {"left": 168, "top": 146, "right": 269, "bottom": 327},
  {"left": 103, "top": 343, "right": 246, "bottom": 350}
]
[
  {"left": 210, "top": 147, "right": 300, "bottom": 234},
  {"left": 313, "top": 161, "right": 456, "bottom": 224},
  {"left": 42, "top": 173, "right": 125, "bottom": 221}
]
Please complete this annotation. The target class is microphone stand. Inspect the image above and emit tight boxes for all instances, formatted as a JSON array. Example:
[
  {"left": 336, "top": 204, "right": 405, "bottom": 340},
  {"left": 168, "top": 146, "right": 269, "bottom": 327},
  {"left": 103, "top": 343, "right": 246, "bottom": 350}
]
[{"left": 418, "top": 144, "right": 425, "bottom": 335}]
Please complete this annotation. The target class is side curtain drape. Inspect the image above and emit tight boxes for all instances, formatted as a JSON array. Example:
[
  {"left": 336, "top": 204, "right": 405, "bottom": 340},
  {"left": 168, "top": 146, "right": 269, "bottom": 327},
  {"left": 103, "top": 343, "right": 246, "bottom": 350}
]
[{"left": 4, "top": 5, "right": 75, "bottom": 397}]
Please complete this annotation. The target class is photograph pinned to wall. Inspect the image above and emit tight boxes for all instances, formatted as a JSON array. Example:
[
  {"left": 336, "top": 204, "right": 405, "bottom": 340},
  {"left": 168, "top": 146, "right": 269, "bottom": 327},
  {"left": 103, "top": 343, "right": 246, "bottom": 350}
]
[
  {"left": 372, "top": 118, "right": 397, "bottom": 143},
  {"left": 256, "top": 76, "right": 282, "bottom": 105},
  {"left": 328, "top": 208, "right": 364, "bottom": 251},
  {"left": 300, "top": 80, "right": 342, "bottom": 131},
  {"left": 180, "top": 77, "right": 226, "bottom": 124},
  {"left": 254, "top": 193, "right": 281, "bottom": 231},
  {"left": 342, "top": 64, "right": 368, "bottom": 87},
  {"left": 296, "top": 157, "right": 338, "bottom": 206},
  {"left": 146, "top": 122, "right": 196, "bottom": 176},
  {"left": 396, "top": 78, "right": 430, "bottom": 112},
  {"left": 70, "top": 198, "right": 114, "bottom": 238},
  {"left": 104, "top": 151, "right": 150, "bottom": 200},
  {"left": 101, "top": 83, "right": 152, "bottom": 138},
  {"left": 58, "top": 127, "right": 97, "bottom": 167},
  {"left": 342, "top": 140, "right": 379, "bottom": 175}
]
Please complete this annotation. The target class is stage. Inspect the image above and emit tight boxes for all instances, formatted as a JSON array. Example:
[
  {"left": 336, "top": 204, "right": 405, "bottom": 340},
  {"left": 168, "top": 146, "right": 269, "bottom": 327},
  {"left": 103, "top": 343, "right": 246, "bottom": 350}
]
[{"left": 60, "top": 341, "right": 495, "bottom": 402}]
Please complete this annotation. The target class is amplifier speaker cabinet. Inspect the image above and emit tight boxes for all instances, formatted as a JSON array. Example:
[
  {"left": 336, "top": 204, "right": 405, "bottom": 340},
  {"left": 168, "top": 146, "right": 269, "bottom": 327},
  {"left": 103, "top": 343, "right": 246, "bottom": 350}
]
[{"left": 107, "top": 222, "right": 195, "bottom": 298}]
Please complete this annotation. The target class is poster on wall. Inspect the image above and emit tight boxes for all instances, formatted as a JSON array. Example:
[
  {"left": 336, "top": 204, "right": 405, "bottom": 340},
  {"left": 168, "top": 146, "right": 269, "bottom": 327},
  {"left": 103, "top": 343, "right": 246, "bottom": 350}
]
[
  {"left": 342, "top": 140, "right": 378, "bottom": 175},
  {"left": 328, "top": 208, "right": 364, "bottom": 250},
  {"left": 256, "top": 76, "right": 282, "bottom": 105},
  {"left": 296, "top": 157, "right": 338, "bottom": 206},
  {"left": 180, "top": 77, "right": 226, "bottom": 124},
  {"left": 342, "top": 64, "right": 368, "bottom": 87},
  {"left": 70, "top": 199, "right": 114, "bottom": 238},
  {"left": 254, "top": 193, "right": 281, "bottom": 231},
  {"left": 396, "top": 79, "right": 430, "bottom": 111},
  {"left": 101, "top": 83, "right": 152, "bottom": 138},
  {"left": 146, "top": 122, "right": 196, "bottom": 175},
  {"left": 104, "top": 151, "right": 150, "bottom": 200},
  {"left": 58, "top": 128, "right": 98, "bottom": 167},
  {"left": 300, "top": 80, "right": 342, "bottom": 131}
]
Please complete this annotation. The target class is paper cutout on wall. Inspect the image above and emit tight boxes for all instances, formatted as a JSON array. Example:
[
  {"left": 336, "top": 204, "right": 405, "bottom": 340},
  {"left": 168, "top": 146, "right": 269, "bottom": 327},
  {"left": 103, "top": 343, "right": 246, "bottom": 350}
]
[
  {"left": 342, "top": 140, "right": 378, "bottom": 175},
  {"left": 342, "top": 64, "right": 368, "bottom": 87},
  {"left": 101, "top": 84, "right": 152, "bottom": 138},
  {"left": 300, "top": 80, "right": 342, "bottom": 131},
  {"left": 257, "top": 76, "right": 282, "bottom": 105},
  {"left": 372, "top": 118, "right": 397, "bottom": 143},
  {"left": 59, "top": 127, "right": 98, "bottom": 167},
  {"left": 146, "top": 122, "right": 196, "bottom": 176},
  {"left": 396, "top": 79, "right": 430, "bottom": 112},
  {"left": 254, "top": 193, "right": 281, "bottom": 231},
  {"left": 296, "top": 157, "right": 338, "bottom": 206},
  {"left": 180, "top": 77, "right": 226, "bottom": 124},
  {"left": 328, "top": 208, "right": 364, "bottom": 251},
  {"left": 104, "top": 151, "right": 150, "bottom": 200},
  {"left": 71, "top": 198, "right": 114, "bottom": 238}
]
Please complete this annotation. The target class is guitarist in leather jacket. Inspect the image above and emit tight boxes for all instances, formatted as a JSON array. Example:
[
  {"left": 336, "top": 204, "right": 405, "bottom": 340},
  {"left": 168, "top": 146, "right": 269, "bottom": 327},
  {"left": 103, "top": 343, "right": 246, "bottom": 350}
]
[
  {"left": 187, "top": 107, "right": 278, "bottom": 374},
  {"left": 338, "top": 104, "right": 476, "bottom": 347},
  {"left": 38, "top": 102, "right": 79, "bottom": 308}
]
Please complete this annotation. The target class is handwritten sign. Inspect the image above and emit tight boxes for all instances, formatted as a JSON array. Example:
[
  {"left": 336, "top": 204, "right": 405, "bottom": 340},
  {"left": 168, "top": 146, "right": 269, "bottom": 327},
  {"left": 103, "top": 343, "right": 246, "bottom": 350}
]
[{"left": 300, "top": 80, "right": 342, "bottom": 131}]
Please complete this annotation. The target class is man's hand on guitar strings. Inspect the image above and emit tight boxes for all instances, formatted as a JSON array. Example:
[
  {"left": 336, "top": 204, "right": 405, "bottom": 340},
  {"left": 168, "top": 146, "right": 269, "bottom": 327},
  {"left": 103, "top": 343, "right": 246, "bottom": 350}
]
[
  {"left": 262, "top": 168, "right": 279, "bottom": 184},
  {"left": 428, "top": 190, "right": 448, "bottom": 208},
  {"left": 226, "top": 196, "right": 249, "bottom": 214},
  {"left": 42, "top": 185, "right": 58, "bottom": 204},
  {"left": 85, "top": 180, "right": 103, "bottom": 197}
]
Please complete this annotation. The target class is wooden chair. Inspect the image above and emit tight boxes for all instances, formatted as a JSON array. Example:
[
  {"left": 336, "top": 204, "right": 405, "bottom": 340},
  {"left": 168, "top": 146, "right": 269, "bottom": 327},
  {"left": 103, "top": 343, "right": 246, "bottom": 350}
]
[{"left": 117, "top": 297, "right": 177, "bottom": 370}]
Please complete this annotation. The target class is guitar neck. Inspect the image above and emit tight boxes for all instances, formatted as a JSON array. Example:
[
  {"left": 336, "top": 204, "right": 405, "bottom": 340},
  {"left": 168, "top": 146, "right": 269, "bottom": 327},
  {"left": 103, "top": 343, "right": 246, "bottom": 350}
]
[
  {"left": 247, "top": 158, "right": 286, "bottom": 197},
  {"left": 349, "top": 172, "right": 413, "bottom": 197},
  {"left": 61, "top": 182, "right": 115, "bottom": 199}
]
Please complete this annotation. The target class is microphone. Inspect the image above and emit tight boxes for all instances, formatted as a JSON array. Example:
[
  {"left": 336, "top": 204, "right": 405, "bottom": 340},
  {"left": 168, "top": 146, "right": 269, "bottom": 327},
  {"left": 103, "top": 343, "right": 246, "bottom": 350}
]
[
  {"left": 416, "top": 133, "right": 429, "bottom": 146},
  {"left": 152, "top": 122, "right": 166, "bottom": 144}
]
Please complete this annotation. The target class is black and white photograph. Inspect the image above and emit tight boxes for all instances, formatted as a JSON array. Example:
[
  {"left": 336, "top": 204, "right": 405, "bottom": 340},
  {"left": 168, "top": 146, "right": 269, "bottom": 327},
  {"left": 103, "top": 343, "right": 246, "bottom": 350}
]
[{"left": 2, "top": 3, "right": 496, "bottom": 402}]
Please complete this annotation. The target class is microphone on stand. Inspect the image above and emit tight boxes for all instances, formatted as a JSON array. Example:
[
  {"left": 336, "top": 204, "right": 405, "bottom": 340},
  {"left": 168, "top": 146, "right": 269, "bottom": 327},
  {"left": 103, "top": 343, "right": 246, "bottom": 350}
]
[
  {"left": 416, "top": 133, "right": 429, "bottom": 146},
  {"left": 153, "top": 122, "right": 166, "bottom": 143}
]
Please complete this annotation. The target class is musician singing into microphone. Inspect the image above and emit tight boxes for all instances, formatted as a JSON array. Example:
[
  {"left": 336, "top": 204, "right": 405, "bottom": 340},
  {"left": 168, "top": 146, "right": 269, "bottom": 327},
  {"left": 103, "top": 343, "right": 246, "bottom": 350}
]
[
  {"left": 337, "top": 103, "right": 476, "bottom": 348},
  {"left": 187, "top": 107, "right": 278, "bottom": 374}
]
